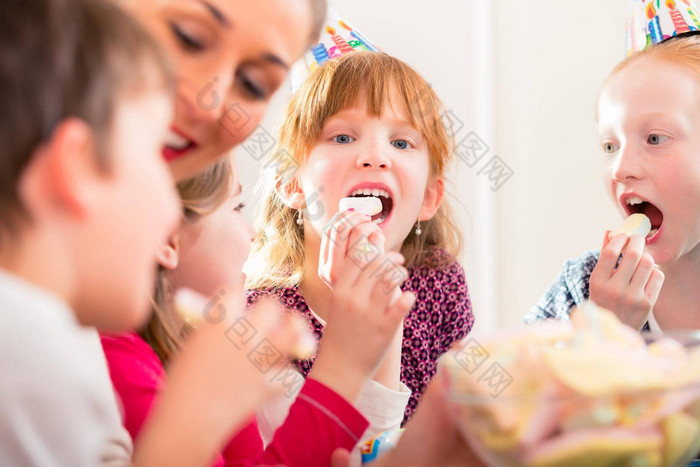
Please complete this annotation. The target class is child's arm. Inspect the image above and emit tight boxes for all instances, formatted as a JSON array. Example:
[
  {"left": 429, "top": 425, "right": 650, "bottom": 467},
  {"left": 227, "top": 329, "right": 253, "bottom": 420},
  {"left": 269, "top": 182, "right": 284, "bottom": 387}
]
[
  {"left": 131, "top": 297, "right": 305, "bottom": 467},
  {"left": 524, "top": 250, "right": 601, "bottom": 323},
  {"left": 316, "top": 210, "right": 411, "bottom": 395},
  {"left": 330, "top": 372, "right": 486, "bottom": 467},
  {"left": 589, "top": 232, "right": 664, "bottom": 330}
]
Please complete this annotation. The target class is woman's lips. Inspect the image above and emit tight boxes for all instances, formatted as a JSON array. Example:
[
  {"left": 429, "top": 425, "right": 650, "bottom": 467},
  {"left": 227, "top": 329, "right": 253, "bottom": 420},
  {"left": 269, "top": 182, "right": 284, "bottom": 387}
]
[
  {"left": 163, "top": 127, "right": 198, "bottom": 161},
  {"left": 162, "top": 144, "right": 196, "bottom": 161}
]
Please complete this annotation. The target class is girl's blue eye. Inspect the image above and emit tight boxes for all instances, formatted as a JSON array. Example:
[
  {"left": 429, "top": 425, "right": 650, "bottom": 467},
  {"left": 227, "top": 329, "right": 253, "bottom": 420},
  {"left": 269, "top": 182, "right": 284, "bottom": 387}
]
[
  {"left": 333, "top": 135, "right": 354, "bottom": 144},
  {"left": 647, "top": 134, "right": 668, "bottom": 145},
  {"left": 392, "top": 139, "right": 410, "bottom": 150},
  {"left": 170, "top": 23, "right": 205, "bottom": 52}
]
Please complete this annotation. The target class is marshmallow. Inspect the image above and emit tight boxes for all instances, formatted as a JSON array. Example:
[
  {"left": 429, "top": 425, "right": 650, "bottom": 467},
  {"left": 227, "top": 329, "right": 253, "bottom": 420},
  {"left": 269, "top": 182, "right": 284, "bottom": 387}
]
[
  {"left": 174, "top": 288, "right": 208, "bottom": 325},
  {"left": 288, "top": 314, "right": 317, "bottom": 359},
  {"left": 611, "top": 213, "right": 652, "bottom": 238},
  {"left": 339, "top": 196, "right": 382, "bottom": 216},
  {"left": 442, "top": 304, "right": 700, "bottom": 466}
]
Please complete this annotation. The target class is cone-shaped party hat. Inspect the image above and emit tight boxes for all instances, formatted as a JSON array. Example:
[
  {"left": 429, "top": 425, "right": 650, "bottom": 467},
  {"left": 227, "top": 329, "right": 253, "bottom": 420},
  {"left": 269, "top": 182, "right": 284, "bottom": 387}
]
[
  {"left": 290, "top": 12, "right": 381, "bottom": 92},
  {"left": 627, "top": 0, "right": 700, "bottom": 55}
]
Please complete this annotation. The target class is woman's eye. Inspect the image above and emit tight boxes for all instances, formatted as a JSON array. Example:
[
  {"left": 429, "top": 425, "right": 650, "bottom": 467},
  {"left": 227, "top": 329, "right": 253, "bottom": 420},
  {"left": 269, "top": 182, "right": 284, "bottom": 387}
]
[
  {"left": 333, "top": 134, "right": 354, "bottom": 144},
  {"left": 647, "top": 134, "right": 669, "bottom": 145},
  {"left": 237, "top": 74, "right": 266, "bottom": 100},
  {"left": 392, "top": 139, "right": 410, "bottom": 150},
  {"left": 170, "top": 23, "right": 205, "bottom": 52},
  {"left": 603, "top": 142, "right": 620, "bottom": 154}
]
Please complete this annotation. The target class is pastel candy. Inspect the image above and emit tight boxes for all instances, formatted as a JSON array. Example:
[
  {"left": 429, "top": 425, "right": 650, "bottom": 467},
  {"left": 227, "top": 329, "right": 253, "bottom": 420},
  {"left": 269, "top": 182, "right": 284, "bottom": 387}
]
[
  {"left": 339, "top": 196, "right": 382, "bottom": 216},
  {"left": 289, "top": 314, "right": 317, "bottom": 359},
  {"left": 610, "top": 213, "right": 652, "bottom": 238},
  {"left": 443, "top": 303, "right": 700, "bottom": 466},
  {"left": 174, "top": 287, "right": 209, "bottom": 325},
  {"left": 662, "top": 412, "right": 700, "bottom": 466},
  {"left": 524, "top": 427, "right": 663, "bottom": 467}
]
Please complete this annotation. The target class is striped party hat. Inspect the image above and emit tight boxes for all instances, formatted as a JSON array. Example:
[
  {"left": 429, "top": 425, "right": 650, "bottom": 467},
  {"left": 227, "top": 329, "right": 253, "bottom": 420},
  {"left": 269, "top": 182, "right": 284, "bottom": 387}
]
[
  {"left": 290, "top": 12, "right": 381, "bottom": 92},
  {"left": 627, "top": 0, "right": 700, "bottom": 55}
]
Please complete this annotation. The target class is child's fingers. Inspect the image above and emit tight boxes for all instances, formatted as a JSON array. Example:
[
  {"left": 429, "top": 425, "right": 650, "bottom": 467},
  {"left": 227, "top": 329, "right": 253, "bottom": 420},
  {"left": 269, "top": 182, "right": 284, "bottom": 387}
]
[
  {"left": 320, "top": 224, "right": 331, "bottom": 267},
  {"left": 602, "top": 230, "right": 612, "bottom": 249},
  {"left": 327, "top": 213, "right": 371, "bottom": 270},
  {"left": 367, "top": 263, "right": 409, "bottom": 309},
  {"left": 353, "top": 252, "right": 406, "bottom": 306},
  {"left": 247, "top": 298, "right": 313, "bottom": 359},
  {"left": 595, "top": 234, "right": 629, "bottom": 278},
  {"left": 644, "top": 268, "right": 665, "bottom": 304},
  {"left": 628, "top": 252, "right": 655, "bottom": 292},
  {"left": 330, "top": 448, "right": 351, "bottom": 467},
  {"left": 611, "top": 234, "right": 645, "bottom": 286},
  {"left": 387, "top": 291, "right": 416, "bottom": 322},
  {"left": 344, "top": 223, "right": 385, "bottom": 268}
]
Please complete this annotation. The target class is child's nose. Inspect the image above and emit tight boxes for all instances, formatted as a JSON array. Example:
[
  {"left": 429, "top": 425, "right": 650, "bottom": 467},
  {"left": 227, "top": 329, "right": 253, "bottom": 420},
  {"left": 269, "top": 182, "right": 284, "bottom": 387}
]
[
  {"left": 357, "top": 142, "right": 391, "bottom": 170},
  {"left": 611, "top": 145, "right": 645, "bottom": 182}
]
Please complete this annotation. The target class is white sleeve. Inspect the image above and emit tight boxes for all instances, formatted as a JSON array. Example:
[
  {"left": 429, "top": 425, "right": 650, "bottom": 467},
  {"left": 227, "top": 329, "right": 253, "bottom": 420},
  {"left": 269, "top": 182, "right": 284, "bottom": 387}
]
[
  {"left": 349, "top": 380, "right": 410, "bottom": 467},
  {"left": 256, "top": 377, "right": 410, "bottom": 467}
]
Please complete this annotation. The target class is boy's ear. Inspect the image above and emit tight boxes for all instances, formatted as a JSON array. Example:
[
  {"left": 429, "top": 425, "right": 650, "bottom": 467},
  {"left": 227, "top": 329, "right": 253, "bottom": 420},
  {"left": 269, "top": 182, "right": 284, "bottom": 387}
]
[
  {"left": 274, "top": 175, "right": 306, "bottom": 210},
  {"left": 21, "top": 118, "right": 103, "bottom": 219},
  {"left": 155, "top": 234, "right": 180, "bottom": 270},
  {"left": 419, "top": 177, "right": 445, "bottom": 221}
]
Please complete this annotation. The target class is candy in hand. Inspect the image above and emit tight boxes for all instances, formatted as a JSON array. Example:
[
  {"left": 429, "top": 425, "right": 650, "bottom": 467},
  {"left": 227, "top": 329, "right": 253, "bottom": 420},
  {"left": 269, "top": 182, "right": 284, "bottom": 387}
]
[
  {"left": 174, "top": 289, "right": 317, "bottom": 359},
  {"left": 610, "top": 213, "right": 651, "bottom": 239}
]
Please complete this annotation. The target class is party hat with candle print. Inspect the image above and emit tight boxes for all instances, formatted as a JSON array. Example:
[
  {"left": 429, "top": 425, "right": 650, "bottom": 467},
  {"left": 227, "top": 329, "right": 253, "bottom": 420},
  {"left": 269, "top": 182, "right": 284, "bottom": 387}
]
[
  {"left": 627, "top": 0, "right": 700, "bottom": 55},
  {"left": 290, "top": 12, "right": 381, "bottom": 92}
]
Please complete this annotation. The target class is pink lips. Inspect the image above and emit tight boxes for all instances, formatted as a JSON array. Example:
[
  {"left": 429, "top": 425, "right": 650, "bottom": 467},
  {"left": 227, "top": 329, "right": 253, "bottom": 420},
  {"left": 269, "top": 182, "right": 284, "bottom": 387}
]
[{"left": 162, "top": 126, "right": 197, "bottom": 162}]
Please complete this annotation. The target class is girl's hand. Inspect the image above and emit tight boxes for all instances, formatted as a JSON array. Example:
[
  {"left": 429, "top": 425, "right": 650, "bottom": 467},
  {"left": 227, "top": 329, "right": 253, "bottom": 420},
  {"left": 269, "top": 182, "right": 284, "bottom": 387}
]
[
  {"left": 310, "top": 248, "right": 415, "bottom": 403},
  {"left": 318, "top": 210, "right": 386, "bottom": 287},
  {"left": 134, "top": 295, "right": 305, "bottom": 467},
  {"left": 589, "top": 231, "right": 664, "bottom": 330}
]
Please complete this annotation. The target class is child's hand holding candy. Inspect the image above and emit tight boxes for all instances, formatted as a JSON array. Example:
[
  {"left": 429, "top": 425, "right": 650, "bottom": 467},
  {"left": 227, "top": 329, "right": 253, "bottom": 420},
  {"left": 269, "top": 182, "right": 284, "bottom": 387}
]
[{"left": 589, "top": 215, "right": 665, "bottom": 330}]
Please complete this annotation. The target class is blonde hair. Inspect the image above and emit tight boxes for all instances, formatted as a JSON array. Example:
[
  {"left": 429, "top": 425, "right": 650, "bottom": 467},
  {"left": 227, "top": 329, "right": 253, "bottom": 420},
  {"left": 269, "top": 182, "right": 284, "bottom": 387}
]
[
  {"left": 140, "top": 159, "right": 232, "bottom": 366},
  {"left": 246, "top": 51, "right": 462, "bottom": 290}
]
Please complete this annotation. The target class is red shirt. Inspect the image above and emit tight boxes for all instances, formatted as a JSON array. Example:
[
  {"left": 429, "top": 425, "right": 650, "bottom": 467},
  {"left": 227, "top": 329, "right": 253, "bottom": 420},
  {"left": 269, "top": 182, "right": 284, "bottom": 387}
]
[{"left": 101, "top": 333, "right": 368, "bottom": 466}]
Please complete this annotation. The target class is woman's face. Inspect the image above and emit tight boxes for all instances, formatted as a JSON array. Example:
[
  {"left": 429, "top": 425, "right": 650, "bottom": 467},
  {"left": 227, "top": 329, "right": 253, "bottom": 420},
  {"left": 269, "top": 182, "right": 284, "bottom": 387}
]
[{"left": 124, "top": 0, "right": 313, "bottom": 181}]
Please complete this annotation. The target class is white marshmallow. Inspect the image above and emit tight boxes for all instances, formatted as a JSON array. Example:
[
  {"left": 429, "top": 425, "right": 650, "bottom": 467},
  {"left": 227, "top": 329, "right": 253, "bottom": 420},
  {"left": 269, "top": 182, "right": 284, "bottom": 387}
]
[
  {"left": 339, "top": 196, "right": 382, "bottom": 216},
  {"left": 174, "top": 288, "right": 208, "bottom": 325},
  {"left": 611, "top": 213, "right": 652, "bottom": 238}
]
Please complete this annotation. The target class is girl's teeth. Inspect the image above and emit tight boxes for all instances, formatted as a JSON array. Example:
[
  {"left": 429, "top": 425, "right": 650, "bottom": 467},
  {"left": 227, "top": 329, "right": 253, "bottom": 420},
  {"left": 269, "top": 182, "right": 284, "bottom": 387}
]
[
  {"left": 648, "top": 228, "right": 659, "bottom": 238},
  {"left": 626, "top": 196, "right": 644, "bottom": 206},
  {"left": 165, "top": 130, "right": 190, "bottom": 150},
  {"left": 350, "top": 188, "right": 390, "bottom": 198}
]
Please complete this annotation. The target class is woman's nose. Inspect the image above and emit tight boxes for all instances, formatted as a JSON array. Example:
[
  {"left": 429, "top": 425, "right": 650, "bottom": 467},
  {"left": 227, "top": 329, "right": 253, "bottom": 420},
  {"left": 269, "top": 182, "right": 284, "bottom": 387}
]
[{"left": 178, "top": 73, "right": 236, "bottom": 124}]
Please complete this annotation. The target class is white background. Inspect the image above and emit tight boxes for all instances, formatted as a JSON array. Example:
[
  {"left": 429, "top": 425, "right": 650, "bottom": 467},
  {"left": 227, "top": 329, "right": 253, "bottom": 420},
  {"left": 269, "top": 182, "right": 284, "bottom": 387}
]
[{"left": 235, "top": 0, "right": 629, "bottom": 333}]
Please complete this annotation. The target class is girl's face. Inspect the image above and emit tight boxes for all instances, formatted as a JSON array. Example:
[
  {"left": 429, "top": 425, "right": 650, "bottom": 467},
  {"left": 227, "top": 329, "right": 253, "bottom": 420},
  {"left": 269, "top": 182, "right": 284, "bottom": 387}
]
[
  {"left": 125, "top": 0, "right": 313, "bottom": 181},
  {"left": 171, "top": 168, "right": 255, "bottom": 295},
  {"left": 598, "top": 57, "right": 700, "bottom": 264},
  {"left": 298, "top": 92, "right": 442, "bottom": 252}
]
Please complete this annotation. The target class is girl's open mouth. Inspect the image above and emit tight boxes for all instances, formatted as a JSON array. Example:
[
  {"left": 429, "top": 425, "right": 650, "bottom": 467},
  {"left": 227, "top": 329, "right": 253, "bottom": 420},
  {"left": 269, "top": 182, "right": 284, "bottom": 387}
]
[
  {"left": 625, "top": 196, "right": 664, "bottom": 242},
  {"left": 346, "top": 187, "right": 394, "bottom": 224}
]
